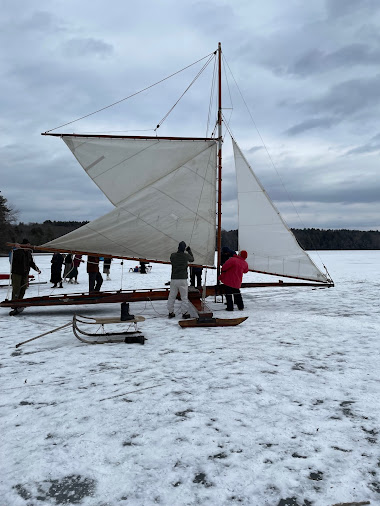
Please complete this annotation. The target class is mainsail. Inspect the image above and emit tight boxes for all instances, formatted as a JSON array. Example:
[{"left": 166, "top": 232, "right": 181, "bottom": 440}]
[
  {"left": 42, "top": 136, "right": 217, "bottom": 267},
  {"left": 233, "top": 139, "right": 328, "bottom": 283}
]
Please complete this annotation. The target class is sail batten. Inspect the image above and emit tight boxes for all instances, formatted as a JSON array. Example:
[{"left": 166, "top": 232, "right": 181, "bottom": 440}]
[{"left": 233, "top": 139, "right": 329, "bottom": 283}]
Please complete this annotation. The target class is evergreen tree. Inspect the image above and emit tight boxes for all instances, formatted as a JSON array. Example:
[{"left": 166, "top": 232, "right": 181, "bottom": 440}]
[{"left": 0, "top": 193, "right": 18, "bottom": 253}]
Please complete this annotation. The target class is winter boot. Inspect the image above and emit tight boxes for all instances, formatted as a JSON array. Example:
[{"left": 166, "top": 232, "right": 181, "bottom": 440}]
[
  {"left": 9, "top": 307, "right": 24, "bottom": 316},
  {"left": 121, "top": 302, "right": 135, "bottom": 321},
  {"left": 182, "top": 313, "right": 191, "bottom": 319},
  {"left": 168, "top": 312, "right": 175, "bottom": 318}
]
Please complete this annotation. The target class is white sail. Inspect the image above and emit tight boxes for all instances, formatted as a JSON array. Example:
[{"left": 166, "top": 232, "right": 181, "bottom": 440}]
[
  {"left": 233, "top": 139, "right": 328, "bottom": 282},
  {"left": 42, "top": 136, "right": 217, "bottom": 266}
]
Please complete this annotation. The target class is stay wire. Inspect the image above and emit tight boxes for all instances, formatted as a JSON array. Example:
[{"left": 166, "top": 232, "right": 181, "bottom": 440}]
[
  {"left": 155, "top": 53, "right": 216, "bottom": 130},
  {"left": 222, "top": 54, "right": 234, "bottom": 129},
  {"left": 45, "top": 51, "right": 216, "bottom": 133},
  {"left": 222, "top": 54, "right": 331, "bottom": 278},
  {"left": 206, "top": 56, "right": 218, "bottom": 138}
]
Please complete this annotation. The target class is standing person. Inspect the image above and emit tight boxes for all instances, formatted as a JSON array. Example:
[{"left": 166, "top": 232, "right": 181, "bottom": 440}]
[
  {"left": 219, "top": 250, "right": 249, "bottom": 311},
  {"left": 167, "top": 241, "right": 194, "bottom": 319},
  {"left": 50, "top": 252, "right": 64, "bottom": 288},
  {"left": 73, "top": 254, "right": 84, "bottom": 284},
  {"left": 139, "top": 261, "right": 147, "bottom": 274},
  {"left": 189, "top": 266, "right": 203, "bottom": 288},
  {"left": 103, "top": 257, "right": 112, "bottom": 280},
  {"left": 87, "top": 255, "right": 103, "bottom": 293},
  {"left": 9, "top": 239, "right": 41, "bottom": 315},
  {"left": 63, "top": 254, "right": 73, "bottom": 281},
  {"left": 67, "top": 254, "right": 84, "bottom": 284}
]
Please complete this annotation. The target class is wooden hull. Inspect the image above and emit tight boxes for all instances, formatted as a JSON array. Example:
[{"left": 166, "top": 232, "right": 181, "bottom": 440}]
[
  {"left": 0, "top": 288, "right": 172, "bottom": 308},
  {"left": 0, "top": 280, "right": 332, "bottom": 309},
  {"left": 179, "top": 316, "right": 248, "bottom": 327}
]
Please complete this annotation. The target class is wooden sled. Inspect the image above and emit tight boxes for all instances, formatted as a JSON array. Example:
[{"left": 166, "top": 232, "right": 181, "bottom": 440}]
[
  {"left": 72, "top": 314, "right": 146, "bottom": 344},
  {"left": 179, "top": 316, "right": 248, "bottom": 328}
]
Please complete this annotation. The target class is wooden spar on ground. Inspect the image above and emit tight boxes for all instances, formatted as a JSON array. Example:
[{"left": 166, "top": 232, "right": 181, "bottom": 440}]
[
  {"left": 15, "top": 322, "right": 72, "bottom": 348},
  {"left": 2, "top": 280, "right": 333, "bottom": 310},
  {"left": 0, "top": 279, "right": 333, "bottom": 310}
]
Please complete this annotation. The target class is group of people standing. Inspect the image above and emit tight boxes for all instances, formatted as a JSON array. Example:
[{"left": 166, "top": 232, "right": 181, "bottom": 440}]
[
  {"left": 50, "top": 254, "right": 112, "bottom": 292},
  {"left": 167, "top": 241, "right": 249, "bottom": 318},
  {"left": 8, "top": 238, "right": 249, "bottom": 319},
  {"left": 50, "top": 253, "right": 84, "bottom": 288}
]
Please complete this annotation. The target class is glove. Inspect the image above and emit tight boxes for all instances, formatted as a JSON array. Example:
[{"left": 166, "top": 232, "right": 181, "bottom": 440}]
[{"left": 186, "top": 246, "right": 191, "bottom": 252}]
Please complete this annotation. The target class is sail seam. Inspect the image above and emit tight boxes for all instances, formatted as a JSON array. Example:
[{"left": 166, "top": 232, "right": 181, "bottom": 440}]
[{"left": 87, "top": 140, "right": 160, "bottom": 180}]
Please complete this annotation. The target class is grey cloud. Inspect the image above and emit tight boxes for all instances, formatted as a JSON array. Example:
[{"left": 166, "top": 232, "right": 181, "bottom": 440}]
[
  {"left": 326, "top": 0, "right": 380, "bottom": 19},
  {"left": 269, "top": 184, "right": 380, "bottom": 205},
  {"left": 62, "top": 38, "right": 114, "bottom": 59},
  {"left": 286, "top": 75, "right": 380, "bottom": 126},
  {"left": 285, "top": 117, "right": 339, "bottom": 136},
  {"left": 4, "top": 160, "right": 113, "bottom": 224},
  {"left": 247, "top": 146, "right": 264, "bottom": 154},
  {"left": 290, "top": 44, "right": 380, "bottom": 76},
  {"left": 19, "top": 10, "right": 62, "bottom": 32},
  {"left": 346, "top": 131, "right": 380, "bottom": 155}
]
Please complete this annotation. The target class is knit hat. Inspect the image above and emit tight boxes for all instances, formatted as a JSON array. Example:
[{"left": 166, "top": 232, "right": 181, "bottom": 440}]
[
  {"left": 21, "top": 238, "right": 30, "bottom": 244},
  {"left": 240, "top": 250, "right": 248, "bottom": 260},
  {"left": 178, "top": 241, "right": 186, "bottom": 252}
]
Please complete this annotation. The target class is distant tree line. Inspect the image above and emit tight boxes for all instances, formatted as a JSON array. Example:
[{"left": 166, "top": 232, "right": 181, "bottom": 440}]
[
  {"left": 221, "top": 228, "right": 380, "bottom": 251},
  {"left": 0, "top": 196, "right": 90, "bottom": 253},
  {"left": 1, "top": 193, "right": 379, "bottom": 253}
]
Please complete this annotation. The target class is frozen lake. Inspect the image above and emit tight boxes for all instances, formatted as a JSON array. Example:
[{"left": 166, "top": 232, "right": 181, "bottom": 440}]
[{"left": 1, "top": 250, "right": 379, "bottom": 505}]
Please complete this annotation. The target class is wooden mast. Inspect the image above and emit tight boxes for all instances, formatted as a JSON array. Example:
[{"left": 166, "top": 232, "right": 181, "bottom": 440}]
[{"left": 216, "top": 42, "right": 222, "bottom": 281}]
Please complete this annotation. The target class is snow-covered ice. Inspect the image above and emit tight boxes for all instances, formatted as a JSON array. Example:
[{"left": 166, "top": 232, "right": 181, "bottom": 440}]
[{"left": 0, "top": 251, "right": 379, "bottom": 505}]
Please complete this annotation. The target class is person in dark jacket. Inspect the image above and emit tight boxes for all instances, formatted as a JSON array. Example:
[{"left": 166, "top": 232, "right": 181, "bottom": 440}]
[
  {"left": 10, "top": 239, "right": 41, "bottom": 301},
  {"left": 167, "top": 241, "right": 194, "bottom": 319},
  {"left": 219, "top": 250, "right": 249, "bottom": 311},
  {"left": 50, "top": 252, "right": 64, "bottom": 288},
  {"left": 87, "top": 256, "right": 103, "bottom": 293}
]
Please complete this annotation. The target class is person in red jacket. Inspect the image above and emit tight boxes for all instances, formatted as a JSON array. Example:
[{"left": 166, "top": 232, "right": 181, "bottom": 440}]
[{"left": 219, "top": 250, "right": 249, "bottom": 311}]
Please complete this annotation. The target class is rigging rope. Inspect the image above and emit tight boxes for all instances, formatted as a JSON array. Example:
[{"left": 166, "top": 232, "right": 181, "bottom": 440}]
[
  {"left": 155, "top": 53, "right": 216, "bottom": 131},
  {"left": 206, "top": 56, "right": 218, "bottom": 137},
  {"left": 45, "top": 51, "right": 216, "bottom": 133}
]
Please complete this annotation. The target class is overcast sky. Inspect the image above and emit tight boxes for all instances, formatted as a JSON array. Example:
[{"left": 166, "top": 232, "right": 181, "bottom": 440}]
[{"left": 1, "top": 0, "right": 380, "bottom": 231}]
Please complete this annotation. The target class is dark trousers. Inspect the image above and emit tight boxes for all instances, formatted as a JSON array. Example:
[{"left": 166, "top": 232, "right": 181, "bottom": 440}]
[
  {"left": 224, "top": 285, "right": 244, "bottom": 310},
  {"left": 11, "top": 273, "right": 29, "bottom": 300},
  {"left": 190, "top": 271, "right": 202, "bottom": 287},
  {"left": 88, "top": 272, "right": 103, "bottom": 293}
]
